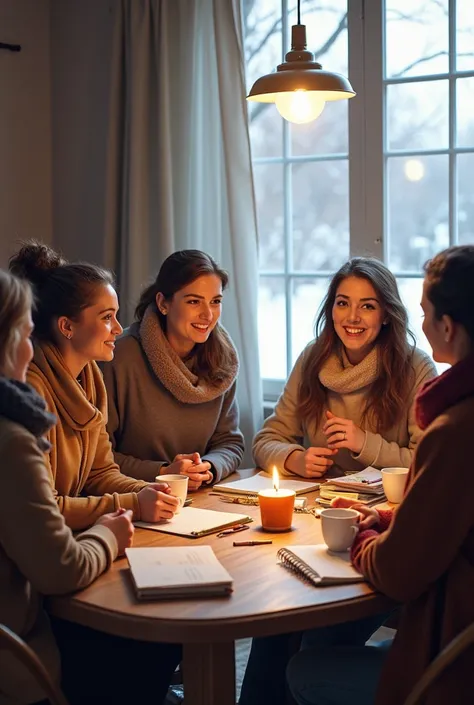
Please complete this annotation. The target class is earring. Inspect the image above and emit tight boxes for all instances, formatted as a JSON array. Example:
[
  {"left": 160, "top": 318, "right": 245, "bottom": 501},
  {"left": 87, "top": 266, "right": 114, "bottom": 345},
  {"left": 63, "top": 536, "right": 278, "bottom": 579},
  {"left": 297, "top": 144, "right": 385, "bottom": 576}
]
[{"left": 65, "top": 333, "right": 72, "bottom": 340}]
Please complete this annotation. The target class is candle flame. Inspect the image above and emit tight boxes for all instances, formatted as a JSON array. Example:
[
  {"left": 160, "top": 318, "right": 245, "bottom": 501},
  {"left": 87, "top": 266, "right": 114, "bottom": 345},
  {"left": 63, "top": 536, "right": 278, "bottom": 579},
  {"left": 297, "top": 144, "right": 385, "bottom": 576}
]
[{"left": 272, "top": 466, "right": 279, "bottom": 492}]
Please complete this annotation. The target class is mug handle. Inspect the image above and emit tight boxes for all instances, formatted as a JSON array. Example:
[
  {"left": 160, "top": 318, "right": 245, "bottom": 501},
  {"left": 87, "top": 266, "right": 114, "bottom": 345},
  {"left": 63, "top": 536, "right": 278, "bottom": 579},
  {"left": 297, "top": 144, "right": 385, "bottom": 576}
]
[{"left": 350, "top": 525, "right": 358, "bottom": 542}]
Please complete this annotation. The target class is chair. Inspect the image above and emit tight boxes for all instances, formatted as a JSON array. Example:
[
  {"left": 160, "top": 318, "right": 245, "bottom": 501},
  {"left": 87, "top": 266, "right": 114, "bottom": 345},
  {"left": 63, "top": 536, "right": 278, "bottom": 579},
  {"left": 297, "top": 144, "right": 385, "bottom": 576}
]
[
  {"left": 404, "top": 623, "right": 474, "bottom": 705},
  {"left": 0, "top": 623, "right": 69, "bottom": 705}
]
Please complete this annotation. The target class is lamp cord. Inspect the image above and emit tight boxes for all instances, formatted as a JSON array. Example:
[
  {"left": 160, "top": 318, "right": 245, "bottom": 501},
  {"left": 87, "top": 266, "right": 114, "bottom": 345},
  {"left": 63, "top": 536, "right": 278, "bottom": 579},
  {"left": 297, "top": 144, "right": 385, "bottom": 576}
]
[{"left": 297, "top": 0, "right": 301, "bottom": 25}]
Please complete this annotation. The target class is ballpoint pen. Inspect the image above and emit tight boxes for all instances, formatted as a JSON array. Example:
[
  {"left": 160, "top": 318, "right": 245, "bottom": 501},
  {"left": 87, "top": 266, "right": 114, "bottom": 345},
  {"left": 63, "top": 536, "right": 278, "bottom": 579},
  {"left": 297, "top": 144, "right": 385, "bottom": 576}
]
[{"left": 233, "top": 540, "right": 273, "bottom": 546}]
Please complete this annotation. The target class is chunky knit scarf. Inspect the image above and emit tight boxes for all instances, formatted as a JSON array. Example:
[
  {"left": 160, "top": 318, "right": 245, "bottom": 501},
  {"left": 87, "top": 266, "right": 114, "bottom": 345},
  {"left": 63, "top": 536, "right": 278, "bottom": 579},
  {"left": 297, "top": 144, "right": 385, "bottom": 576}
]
[
  {"left": 0, "top": 376, "right": 56, "bottom": 450},
  {"left": 138, "top": 305, "right": 239, "bottom": 404},
  {"left": 318, "top": 345, "right": 379, "bottom": 393},
  {"left": 415, "top": 352, "right": 474, "bottom": 430}
]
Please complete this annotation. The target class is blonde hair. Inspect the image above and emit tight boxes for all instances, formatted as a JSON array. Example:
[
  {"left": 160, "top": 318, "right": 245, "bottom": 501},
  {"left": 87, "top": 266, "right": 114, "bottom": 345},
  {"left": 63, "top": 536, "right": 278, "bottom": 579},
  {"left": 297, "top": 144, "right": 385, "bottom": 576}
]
[{"left": 0, "top": 269, "right": 33, "bottom": 377}]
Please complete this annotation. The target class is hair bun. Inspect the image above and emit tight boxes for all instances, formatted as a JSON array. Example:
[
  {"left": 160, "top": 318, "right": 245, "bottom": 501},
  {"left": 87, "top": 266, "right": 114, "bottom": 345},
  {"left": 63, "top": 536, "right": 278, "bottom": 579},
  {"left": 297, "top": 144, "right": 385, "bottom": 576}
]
[{"left": 9, "top": 241, "right": 67, "bottom": 286}]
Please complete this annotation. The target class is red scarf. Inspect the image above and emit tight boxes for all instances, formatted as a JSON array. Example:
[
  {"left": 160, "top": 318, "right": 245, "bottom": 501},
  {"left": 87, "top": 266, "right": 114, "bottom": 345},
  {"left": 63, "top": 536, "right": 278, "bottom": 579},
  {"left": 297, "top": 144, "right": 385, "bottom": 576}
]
[{"left": 415, "top": 352, "right": 474, "bottom": 430}]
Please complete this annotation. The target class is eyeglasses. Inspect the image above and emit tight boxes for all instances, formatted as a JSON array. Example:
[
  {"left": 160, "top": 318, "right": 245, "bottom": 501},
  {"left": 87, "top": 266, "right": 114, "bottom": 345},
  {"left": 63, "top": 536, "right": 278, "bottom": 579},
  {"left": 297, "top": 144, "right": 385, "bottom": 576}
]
[{"left": 216, "top": 524, "right": 250, "bottom": 538}]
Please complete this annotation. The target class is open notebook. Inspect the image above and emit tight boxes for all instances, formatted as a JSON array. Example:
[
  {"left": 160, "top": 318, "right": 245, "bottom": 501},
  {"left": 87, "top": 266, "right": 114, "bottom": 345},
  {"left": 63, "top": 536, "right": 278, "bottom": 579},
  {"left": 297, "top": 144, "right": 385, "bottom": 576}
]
[
  {"left": 126, "top": 546, "right": 233, "bottom": 600},
  {"left": 135, "top": 506, "right": 252, "bottom": 538},
  {"left": 278, "top": 544, "right": 363, "bottom": 586},
  {"left": 214, "top": 471, "right": 320, "bottom": 496}
]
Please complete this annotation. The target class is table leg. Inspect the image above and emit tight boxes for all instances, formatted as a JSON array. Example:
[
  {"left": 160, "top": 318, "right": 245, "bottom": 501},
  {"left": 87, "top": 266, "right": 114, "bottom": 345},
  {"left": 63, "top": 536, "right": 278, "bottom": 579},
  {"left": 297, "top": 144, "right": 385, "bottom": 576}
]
[{"left": 182, "top": 640, "right": 236, "bottom": 705}]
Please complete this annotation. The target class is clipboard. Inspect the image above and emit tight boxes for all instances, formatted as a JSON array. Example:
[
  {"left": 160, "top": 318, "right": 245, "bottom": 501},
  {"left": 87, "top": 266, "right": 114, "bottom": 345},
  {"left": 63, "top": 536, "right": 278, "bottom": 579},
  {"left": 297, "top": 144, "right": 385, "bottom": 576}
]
[{"left": 135, "top": 506, "right": 253, "bottom": 538}]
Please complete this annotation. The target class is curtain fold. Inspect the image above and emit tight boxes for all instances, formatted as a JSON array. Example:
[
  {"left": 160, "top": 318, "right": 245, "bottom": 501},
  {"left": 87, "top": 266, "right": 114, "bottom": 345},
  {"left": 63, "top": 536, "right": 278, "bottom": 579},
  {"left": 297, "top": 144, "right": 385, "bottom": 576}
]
[{"left": 105, "top": 0, "right": 262, "bottom": 462}]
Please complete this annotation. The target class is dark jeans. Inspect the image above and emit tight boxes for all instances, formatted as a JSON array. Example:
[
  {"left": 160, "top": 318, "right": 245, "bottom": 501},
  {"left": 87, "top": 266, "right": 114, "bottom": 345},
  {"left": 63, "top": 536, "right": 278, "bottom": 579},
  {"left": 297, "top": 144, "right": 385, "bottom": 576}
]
[
  {"left": 239, "top": 612, "right": 389, "bottom": 705},
  {"left": 50, "top": 616, "right": 181, "bottom": 705},
  {"left": 287, "top": 644, "right": 390, "bottom": 705}
]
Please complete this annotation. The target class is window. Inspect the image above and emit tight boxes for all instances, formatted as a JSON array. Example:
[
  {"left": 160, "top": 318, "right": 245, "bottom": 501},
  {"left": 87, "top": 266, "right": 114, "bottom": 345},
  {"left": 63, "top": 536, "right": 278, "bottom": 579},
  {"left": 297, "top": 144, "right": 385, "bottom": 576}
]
[{"left": 243, "top": 0, "right": 474, "bottom": 395}]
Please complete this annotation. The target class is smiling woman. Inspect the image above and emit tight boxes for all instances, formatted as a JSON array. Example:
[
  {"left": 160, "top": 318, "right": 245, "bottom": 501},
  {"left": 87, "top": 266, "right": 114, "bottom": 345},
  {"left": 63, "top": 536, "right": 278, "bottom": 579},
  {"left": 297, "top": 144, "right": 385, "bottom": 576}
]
[
  {"left": 8, "top": 242, "right": 179, "bottom": 532},
  {"left": 102, "top": 249, "right": 244, "bottom": 489}
]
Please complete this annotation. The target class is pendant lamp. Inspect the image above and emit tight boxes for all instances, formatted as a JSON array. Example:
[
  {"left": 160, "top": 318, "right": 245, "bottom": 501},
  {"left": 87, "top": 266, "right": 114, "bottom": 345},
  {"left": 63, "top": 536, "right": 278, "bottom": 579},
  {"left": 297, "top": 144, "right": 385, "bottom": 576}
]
[{"left": 247, "top": 0, "right": 356, "bottom": 124}]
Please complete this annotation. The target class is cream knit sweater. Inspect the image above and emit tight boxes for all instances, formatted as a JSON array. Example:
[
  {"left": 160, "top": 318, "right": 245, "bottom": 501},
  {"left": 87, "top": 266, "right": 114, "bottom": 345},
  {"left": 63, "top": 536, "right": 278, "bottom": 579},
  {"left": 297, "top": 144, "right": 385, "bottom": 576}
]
[{"left": 253, "top": 344, "right": 437, "bottom": 476}]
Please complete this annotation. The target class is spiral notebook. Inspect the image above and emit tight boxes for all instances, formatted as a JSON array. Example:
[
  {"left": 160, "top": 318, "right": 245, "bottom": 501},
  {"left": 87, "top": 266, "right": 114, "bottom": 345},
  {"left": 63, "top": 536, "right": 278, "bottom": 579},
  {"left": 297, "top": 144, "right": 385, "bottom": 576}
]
[{"left": 278, "top": 544, "right": 363, "bottom": 586}]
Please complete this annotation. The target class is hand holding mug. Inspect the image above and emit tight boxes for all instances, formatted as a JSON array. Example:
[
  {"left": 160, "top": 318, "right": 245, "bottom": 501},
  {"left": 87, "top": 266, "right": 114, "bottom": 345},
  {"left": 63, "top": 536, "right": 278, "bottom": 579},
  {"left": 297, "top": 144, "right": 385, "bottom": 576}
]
[
  {"left": 137, "top": 483, "right": 179, "bottom": 522},
  {"left": 331, "top": 496, "right": 380, "bottom": 531},
  {"left": 323, "top": 410, "right": 366, "bottom": 454}
]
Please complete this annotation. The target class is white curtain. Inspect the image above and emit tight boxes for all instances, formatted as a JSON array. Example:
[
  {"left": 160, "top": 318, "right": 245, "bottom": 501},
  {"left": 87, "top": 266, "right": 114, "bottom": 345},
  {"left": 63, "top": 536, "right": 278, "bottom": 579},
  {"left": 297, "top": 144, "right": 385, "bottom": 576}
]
[{"left": 105, "top": 0, "right": 262, "bottom": 462}]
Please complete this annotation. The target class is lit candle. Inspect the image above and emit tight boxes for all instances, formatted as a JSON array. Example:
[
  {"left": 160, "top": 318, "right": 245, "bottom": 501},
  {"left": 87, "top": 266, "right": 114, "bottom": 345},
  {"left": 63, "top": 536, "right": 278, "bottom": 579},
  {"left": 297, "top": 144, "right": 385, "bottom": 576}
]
[{"left": 258, "top": 467, "right": 295, "bottom": 532}]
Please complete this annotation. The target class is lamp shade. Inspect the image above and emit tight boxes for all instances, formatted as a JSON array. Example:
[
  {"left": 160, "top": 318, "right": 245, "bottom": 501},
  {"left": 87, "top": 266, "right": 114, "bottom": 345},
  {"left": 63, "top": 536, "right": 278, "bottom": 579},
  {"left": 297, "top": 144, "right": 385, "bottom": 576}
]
[{"left": 246, "top": 22, "right": 355, "bottom": 123}]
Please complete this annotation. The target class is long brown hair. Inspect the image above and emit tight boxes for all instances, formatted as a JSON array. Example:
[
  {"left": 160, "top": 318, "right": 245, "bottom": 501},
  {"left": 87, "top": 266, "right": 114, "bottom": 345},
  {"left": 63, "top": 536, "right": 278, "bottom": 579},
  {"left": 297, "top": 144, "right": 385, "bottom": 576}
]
[
  {"left": 9, "top": 241, "right": 114, "bottom": 342},
  {"left": 135, "top": 250, "right": 235, "bottom": 385},
  {"left": 424, "top": 245, "right": 474, "bottom": 344},
  {"left": 298, "top": 258, "right": 416, "bottom": 433}
]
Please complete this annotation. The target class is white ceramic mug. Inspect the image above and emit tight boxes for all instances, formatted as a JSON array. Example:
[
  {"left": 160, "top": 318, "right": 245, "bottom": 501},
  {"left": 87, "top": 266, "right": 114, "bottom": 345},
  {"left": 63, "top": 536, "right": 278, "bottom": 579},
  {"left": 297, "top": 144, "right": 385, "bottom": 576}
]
[
  {"left": 320, "top": 508, "right": 359, "bottom": 552},
  {"left": 155, "top": 474, "right": 189, "bottom": 514},
  {"left": 381, "top": 467, "right": 409, "bottom": 504}
]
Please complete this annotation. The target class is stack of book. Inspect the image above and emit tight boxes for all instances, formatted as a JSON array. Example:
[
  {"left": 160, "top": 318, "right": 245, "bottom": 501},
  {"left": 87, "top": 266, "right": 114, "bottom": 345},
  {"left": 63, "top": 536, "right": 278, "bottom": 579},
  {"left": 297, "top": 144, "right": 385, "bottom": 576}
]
[{"left": 318, "top": 467, "right": 386, "bottom": 507}]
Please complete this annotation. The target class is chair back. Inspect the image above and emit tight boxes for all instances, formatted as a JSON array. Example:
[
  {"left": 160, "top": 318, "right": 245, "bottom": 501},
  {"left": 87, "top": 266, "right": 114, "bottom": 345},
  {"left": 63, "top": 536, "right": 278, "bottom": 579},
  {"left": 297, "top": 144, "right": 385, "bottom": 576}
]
[{"left": 0, "top": 623, "right": 69, "bottom": 705}]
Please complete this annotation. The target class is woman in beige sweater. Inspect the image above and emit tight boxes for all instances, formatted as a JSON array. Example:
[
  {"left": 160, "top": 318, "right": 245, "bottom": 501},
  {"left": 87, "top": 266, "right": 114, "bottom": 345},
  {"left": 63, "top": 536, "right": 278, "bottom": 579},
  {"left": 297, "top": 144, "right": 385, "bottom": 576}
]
[
  {"left": 9, "top": 242, "right": 179, "bottom": 531},
  {"left": 253, "top": 257, "right": 436, "bottom": 479},
  {"left": 240, "top": 258, "right": 437, "bottom": 705}
]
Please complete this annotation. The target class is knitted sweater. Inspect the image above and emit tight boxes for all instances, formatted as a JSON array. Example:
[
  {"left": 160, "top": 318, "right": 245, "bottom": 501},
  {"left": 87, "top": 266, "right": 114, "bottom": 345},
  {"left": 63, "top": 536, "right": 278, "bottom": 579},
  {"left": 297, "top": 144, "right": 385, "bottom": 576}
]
[
  {"left": 0, "top": 377, "right": 117, "bottom": 705},
  {"left": 351, "top": 353, "right": 474, "bottom": 705},
  {"left": 253, "top": 344, "right": 436, "bottom": 476},
  {"left": 102, "top": 309, "right": 244, "bottom": 483},
  {"left": 27, "top": 342, "right": 148, "bottom": 530}
]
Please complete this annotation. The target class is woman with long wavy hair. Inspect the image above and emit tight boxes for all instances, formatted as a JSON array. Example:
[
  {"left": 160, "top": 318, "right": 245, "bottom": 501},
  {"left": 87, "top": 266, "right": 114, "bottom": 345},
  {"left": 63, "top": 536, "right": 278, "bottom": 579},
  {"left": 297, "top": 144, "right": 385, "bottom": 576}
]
[
  {"left": 253, "top": 257, "right": 436, "bottom": 480},
  {"left": 240, "top": 257, "right": 437, "bottom": 705},
  {"left": 103, "top": 249, "right": 244, "bottom": 489}
]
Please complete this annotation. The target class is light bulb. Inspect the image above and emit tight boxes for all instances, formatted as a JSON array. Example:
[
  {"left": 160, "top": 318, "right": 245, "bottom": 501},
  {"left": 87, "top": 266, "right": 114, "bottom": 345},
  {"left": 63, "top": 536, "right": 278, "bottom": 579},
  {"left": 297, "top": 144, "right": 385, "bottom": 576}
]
[{"left": 274, "top": 90, "right": 326, "bottom": 124}]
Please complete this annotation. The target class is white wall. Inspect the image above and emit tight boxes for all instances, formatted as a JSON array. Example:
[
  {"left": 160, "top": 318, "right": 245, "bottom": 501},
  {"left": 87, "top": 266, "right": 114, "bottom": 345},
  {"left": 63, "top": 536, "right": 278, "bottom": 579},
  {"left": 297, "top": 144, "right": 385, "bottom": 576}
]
[{"left": 0, "top": 0, "right": 52, "bottom": 266}]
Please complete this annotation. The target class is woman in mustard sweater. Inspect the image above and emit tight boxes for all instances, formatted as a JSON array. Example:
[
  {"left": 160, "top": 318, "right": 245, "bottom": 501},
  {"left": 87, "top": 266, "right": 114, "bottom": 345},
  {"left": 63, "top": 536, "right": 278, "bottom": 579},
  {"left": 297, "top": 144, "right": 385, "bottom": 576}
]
[
  {"left": 0, "top": 268, "right": 179, "bottom": 705},
  {"left": 288, "top": 246, "right": 474, "bottom": 704},
  {"left": 102, "top": 249, "right": 244, "bottom": 488},
  {"left": 9, "top": 242, "right": 179, "bottom": 530}
]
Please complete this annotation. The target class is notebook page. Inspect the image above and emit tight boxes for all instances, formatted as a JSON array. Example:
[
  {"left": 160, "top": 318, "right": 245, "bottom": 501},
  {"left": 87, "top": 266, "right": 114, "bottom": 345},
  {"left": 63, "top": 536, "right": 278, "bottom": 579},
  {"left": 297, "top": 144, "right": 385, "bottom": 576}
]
[
  {"left": 284, "top": 544, "right": 363, "bottom": 581},
  {"left": 135, "top": 506, "right": 251, "bottom": 537}
]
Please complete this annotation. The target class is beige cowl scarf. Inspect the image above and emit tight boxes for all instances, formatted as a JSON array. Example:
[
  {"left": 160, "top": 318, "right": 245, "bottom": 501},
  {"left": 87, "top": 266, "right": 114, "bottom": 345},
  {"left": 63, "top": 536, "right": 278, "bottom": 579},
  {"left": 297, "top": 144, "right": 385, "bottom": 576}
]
[
  {"left": 139, "top": 305, "right": 239, "bottom": 405},
  {"left": 318, "top": 345, "right": 379, "bottom": 394}
]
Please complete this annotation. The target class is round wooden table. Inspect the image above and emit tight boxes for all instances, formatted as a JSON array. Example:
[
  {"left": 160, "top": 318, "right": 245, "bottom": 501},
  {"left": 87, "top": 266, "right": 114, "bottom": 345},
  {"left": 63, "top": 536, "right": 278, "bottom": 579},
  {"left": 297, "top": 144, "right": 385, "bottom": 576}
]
[{"left": 48, "top": 475, "right": 395, "bottom": 705}]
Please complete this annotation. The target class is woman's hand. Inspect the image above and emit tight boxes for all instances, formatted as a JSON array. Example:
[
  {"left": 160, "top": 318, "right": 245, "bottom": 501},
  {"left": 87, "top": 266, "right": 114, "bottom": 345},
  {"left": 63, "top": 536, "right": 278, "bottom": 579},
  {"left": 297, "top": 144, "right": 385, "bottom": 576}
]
[
  {"left": 285, "top": 447, "right": 338, "bottom": 479},
  {"left": 323, "top": 410, "right": 366, "bottom": 454},
  {"left": 166, "top": 452, "right": 213, "bottom": 491},
  {"left": 95, "top": 508, "right": 134, "bottom": 555},
  {"left": 331, "top": 496, "right": 380, "bottom": 531},
  {"left": 137, "top": 483, "right": 179, "bottom": 522}
]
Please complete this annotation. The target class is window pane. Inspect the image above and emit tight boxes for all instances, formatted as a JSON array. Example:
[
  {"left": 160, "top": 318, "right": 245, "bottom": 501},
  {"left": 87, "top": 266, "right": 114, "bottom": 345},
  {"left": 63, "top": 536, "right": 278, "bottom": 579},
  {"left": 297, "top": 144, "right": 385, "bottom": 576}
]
[
  {"left": 254, "top": 163, "right": 284, "bottom": 272},
  {"left": 458, "top": 153, "right": 474, "bottom": 246},
  {"left": 291, "top": 277, "right": 329, "bottom": 366},
  {"left": 291, "top": 100, "right": 348, "bottom": 157},
  {"left": 457, "top": 0, "right": 474, "bottom": 71},
  {"left": 385, "top": 0, "right": 449, "bottom": 79},
  {"left": 387, "top": 155, "right": 449, "bottom": 272},
  {"left": 244, "top": 0, "right": 283, "bottom": 158},
  {"left": 397, "top": 277, "right": 448, "bottom": 373},
  {"left": 258, "top": 277, "right": 287, "bottom": 379},
  {"left": 456, "top": 78, "right": 474, "bottom": 148},
  {"left": 292, "top": 160, "right": 349, "bottom": 272},
  {"left": 387, "top": 80, "right": 449, "bottom": 151}
]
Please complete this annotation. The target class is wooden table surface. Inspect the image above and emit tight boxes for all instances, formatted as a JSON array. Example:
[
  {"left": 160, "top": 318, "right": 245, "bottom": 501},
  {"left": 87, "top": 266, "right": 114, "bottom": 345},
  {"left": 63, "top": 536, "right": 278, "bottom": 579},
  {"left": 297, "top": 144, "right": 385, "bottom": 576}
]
[{"left": 48, "top": 472, "right": 395, "bottom": 705}]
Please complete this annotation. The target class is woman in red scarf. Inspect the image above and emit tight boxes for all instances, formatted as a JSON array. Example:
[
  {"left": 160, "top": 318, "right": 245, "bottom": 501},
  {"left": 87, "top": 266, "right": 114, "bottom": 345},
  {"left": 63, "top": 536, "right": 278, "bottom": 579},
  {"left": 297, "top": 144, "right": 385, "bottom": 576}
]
[{"left": 287, "top": 245, "right": 474, "bottom": 705}]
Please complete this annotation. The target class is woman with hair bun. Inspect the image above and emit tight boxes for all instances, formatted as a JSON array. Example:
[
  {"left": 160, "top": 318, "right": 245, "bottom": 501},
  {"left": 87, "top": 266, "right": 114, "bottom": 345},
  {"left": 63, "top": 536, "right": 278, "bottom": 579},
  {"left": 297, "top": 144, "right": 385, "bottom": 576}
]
[
  {"left": 9, "top": 242, "right": 180, "bottom": 531},
  {"left": 102, "top": 249, "right": 244, "bottom": 488}
]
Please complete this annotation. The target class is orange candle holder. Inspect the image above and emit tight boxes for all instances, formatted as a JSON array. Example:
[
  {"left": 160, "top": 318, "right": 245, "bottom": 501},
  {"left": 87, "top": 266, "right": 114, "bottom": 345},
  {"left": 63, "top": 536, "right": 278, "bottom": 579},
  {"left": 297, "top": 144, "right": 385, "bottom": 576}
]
[{"left": 258, "top": 489, "right": 295, "bottom": 532}]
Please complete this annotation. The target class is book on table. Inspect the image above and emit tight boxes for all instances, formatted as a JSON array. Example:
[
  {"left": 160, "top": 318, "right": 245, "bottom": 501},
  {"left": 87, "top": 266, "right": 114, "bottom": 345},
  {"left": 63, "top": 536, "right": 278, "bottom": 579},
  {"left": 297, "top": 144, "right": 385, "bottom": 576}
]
[
  {"left": 126, "top": 545, "right": 233, "bottom": 600},
  {"left": 323, "top": 467, "right": 385, "bottom": 496},
  {"left": 135, "top": 506, "right": 252, "bottom": 538},
  {"left": 213, "top": 471, "right": 320, "bottom": 496},
  {"left": 278, "top": 544, "right": 363, "bottom": 586}
]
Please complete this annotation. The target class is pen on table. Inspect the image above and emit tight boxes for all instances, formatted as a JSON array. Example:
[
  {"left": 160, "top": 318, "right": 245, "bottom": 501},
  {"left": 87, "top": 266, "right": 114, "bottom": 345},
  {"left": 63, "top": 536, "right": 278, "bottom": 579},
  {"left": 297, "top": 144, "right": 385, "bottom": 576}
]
[{"left": 233, "top": 540, "right": 273, "bottom": 546}]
